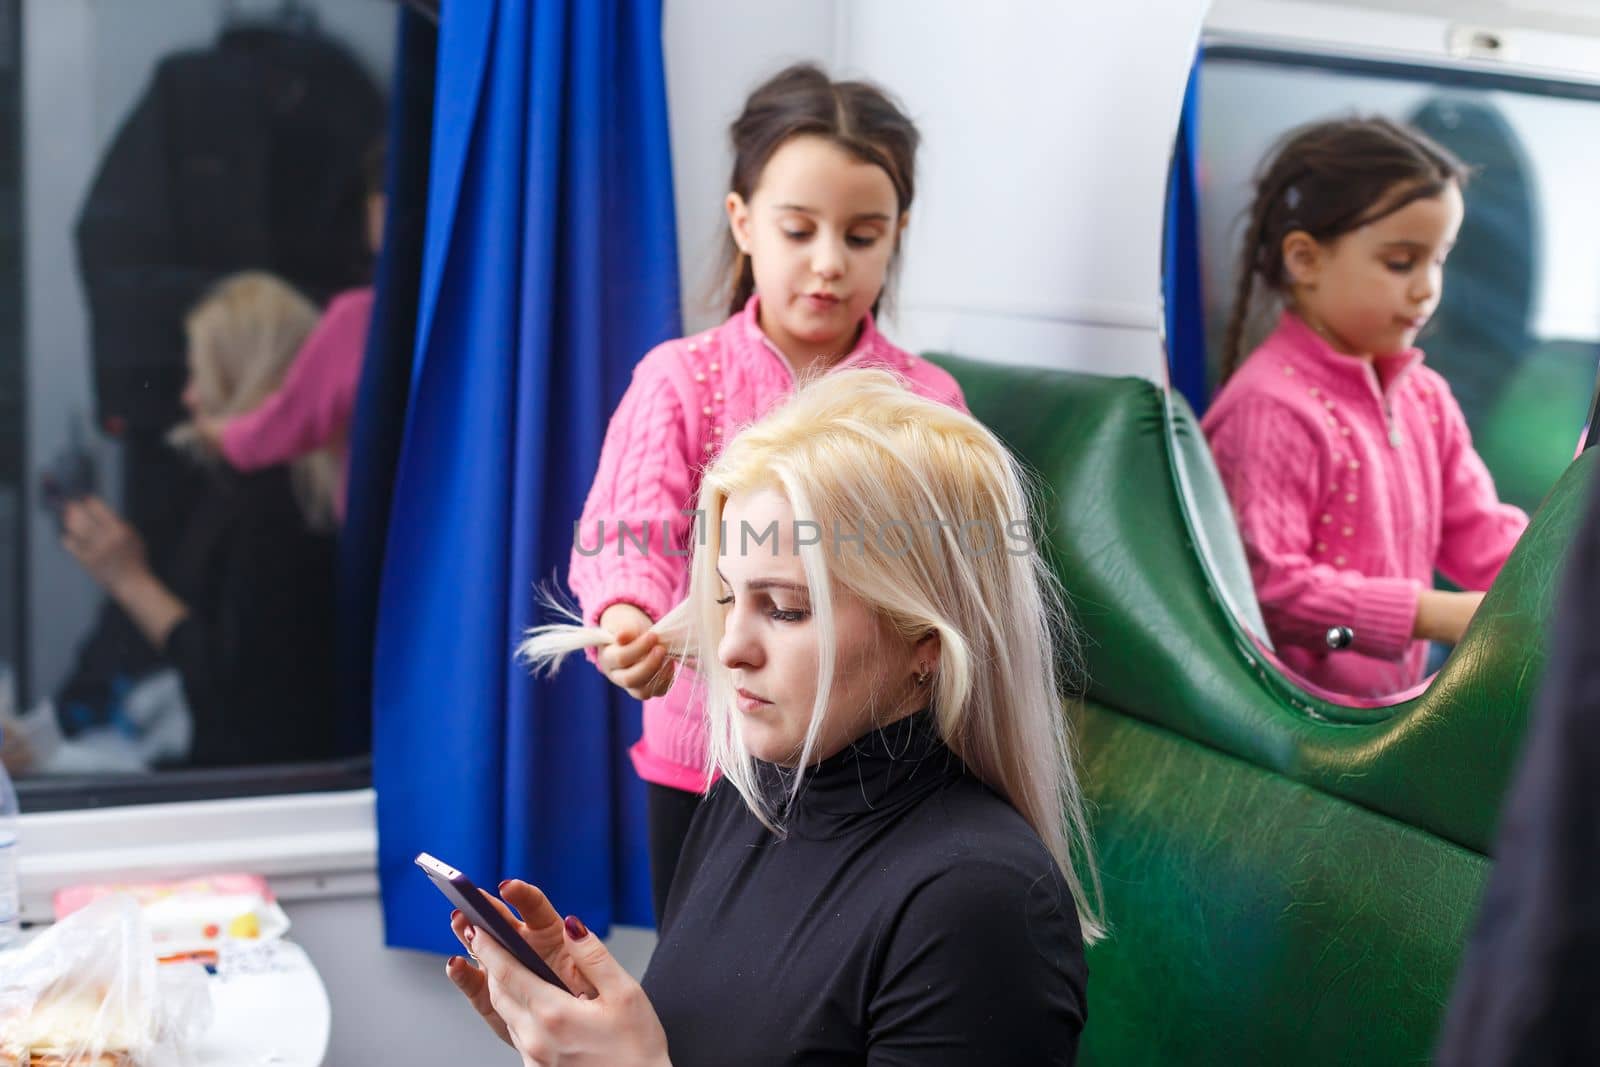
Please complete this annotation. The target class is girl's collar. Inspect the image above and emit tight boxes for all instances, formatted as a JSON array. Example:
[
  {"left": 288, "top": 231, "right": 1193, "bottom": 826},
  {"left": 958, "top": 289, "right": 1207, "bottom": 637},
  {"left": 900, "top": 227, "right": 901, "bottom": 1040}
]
[
  {"left": 1274, "top": 310, "right": 1424, "bottom": 396},
  {"left": 738, "top": 294, "right": 889, "bottom": 373}
]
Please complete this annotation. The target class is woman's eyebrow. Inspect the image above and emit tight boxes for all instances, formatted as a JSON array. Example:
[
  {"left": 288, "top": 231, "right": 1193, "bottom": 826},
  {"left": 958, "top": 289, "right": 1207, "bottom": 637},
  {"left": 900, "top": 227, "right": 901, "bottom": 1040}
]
[
  {"left": 713, "top": 568, "right": 809, "bottom": 595},
  {"left": 745, "top": 579, "right": 810, "bottom": 594}
]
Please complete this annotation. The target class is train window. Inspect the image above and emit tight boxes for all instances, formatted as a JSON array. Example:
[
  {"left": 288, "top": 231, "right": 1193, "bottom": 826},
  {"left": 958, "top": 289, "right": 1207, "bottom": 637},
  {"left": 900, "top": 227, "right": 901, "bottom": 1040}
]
[{"left": 1, "top": 1, "right": 406, "bottom": 810}]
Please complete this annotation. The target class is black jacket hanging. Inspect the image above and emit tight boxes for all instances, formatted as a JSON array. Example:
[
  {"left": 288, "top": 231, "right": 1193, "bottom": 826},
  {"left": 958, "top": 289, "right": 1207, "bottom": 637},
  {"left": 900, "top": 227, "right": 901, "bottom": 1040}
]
[{"left": 74, "top": 24, "right": 385, "bottom": 433}]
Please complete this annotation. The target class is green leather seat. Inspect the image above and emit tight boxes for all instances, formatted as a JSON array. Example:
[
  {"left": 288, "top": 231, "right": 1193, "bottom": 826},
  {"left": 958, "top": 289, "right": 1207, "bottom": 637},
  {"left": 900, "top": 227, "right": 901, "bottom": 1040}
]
[{"left": 928, "top": 354, "right": 1585, "bottom": 1065}]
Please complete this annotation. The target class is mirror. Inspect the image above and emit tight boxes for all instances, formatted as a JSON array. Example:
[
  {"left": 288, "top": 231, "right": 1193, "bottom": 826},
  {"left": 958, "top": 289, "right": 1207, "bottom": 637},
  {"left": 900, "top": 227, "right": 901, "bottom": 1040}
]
[
  {"left": 1170, "top": 46, "right": 1600, "bottom": 705},
  {"left": 1, "top": 1, "right": 396, "bottom": 786}
]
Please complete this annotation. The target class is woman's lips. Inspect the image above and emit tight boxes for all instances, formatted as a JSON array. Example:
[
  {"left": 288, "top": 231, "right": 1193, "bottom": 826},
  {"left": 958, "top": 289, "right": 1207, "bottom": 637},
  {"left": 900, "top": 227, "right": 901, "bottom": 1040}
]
[
  {"left": 804, "top": 292, "right": 841, "bottom": 312},
  {"left": 736, "top": 688, "right": 772, "bottom": 713}
]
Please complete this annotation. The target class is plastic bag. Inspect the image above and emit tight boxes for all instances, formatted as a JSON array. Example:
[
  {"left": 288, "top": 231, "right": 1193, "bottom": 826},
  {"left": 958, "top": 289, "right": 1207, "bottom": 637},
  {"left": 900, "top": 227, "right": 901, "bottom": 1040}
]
[{"left": 0, "top": 895, "right": 212, "bottom": 1065}]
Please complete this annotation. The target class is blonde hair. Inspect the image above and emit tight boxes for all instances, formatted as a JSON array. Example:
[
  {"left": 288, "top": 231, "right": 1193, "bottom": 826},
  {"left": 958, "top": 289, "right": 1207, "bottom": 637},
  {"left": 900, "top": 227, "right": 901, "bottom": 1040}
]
[
  {"left": 169, "top": 271, "right": 340, "bottom": 531},
  {"left": 523, "top": 370, "right": 1103, "bottom": 942}
]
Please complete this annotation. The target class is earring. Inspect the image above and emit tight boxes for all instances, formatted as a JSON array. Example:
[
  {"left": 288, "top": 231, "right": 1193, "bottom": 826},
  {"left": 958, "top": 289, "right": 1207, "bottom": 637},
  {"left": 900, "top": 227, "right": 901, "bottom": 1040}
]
[{"left": 915, "top": 667, "right": 932, "bottom": 687}]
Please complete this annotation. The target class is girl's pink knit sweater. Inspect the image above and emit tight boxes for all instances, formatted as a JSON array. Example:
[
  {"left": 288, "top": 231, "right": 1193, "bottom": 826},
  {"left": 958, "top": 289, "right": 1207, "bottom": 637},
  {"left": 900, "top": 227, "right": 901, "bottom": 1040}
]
[
  {"left": 1202, "top": 311, "right": 1528, "bottom": 699},
  {"left": 568, "top": 296, "right": 966, "bottom": 792}
]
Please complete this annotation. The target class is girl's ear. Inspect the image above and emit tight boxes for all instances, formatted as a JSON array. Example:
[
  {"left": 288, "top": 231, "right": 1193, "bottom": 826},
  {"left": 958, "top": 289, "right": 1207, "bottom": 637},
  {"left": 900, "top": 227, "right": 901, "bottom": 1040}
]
[
  {"left": 1281, "top": 230, "right": 1322, "bottom": 288},
  {"left": 726, "top": 192, "right": 752, "bottom": 255}
]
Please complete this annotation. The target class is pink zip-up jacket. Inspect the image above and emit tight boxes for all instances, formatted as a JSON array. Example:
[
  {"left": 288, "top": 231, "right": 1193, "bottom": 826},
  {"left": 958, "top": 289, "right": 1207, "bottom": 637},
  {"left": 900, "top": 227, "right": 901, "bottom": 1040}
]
[
  {"left": 1202, "top": 311, "right": 1529, "bottom": 699},
  {"left": 568, "top": 296, "right": 967, "bottom": 792},
  {"left": 219, "top": 286, "right": 374, "bottom": 525}
]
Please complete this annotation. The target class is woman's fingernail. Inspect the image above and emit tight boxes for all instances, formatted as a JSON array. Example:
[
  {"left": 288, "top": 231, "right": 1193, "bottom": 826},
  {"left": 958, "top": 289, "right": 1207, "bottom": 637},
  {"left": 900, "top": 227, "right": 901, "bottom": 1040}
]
[
  {"left": 564, "top": 915, "right": 589, "bottom": 940},
  {"left": 498, "top": 880, "right": 511, "bottom": 891},
  {"left": 464, "top": 926, "right": 475, "bottom": 944},
  {"left": 451, "top": 908, "right": 461, "bottom": 921},
  {"left": 447, "top": 955, "right": 462, "bottom": 970}
]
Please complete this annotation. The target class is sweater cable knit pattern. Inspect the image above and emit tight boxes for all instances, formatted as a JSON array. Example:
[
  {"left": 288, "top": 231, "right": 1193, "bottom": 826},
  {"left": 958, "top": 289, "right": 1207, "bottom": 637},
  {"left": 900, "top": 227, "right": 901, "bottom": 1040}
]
[
  {"left": 568, "top": 296, "right": 966, "bottom": 791},
  {"left": 1202, "top": 311, "right": 1528, "bottom": 699}
]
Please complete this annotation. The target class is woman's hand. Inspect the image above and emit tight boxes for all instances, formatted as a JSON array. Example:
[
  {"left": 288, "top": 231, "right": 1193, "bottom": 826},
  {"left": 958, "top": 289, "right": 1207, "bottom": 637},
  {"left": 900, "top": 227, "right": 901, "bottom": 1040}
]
[
  {"left": 60, "top": 496, "right": 188, "bottom": 647},
  {"left": 447, "top": 885, "right": 670, "bottom": 1066},
  {"left": 446, "top": 880, "right": 599, "bottom": 1047},
  {"left": 596, "top": 604, "right": 676, "bottom": 700},
  {"left": 61, "top": 496, "right": 150, "bottom": 594}
]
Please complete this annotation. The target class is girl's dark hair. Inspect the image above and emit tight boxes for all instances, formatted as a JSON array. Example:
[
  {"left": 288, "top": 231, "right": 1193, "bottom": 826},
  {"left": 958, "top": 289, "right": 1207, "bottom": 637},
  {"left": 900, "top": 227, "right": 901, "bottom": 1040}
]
[
  {"left": 718, "top": 63, "right": 919, "bottom": 318},
  {"left": 1218, "top": 115, "right": 1470, "bottom": 380},
  {"left": 362, "top": 136, "right": 388, "bottom": 199}
]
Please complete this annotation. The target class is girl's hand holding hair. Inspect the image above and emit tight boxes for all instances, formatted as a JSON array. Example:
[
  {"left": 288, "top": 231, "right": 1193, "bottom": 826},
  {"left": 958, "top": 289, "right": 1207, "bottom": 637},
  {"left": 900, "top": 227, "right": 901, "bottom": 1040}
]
[
  {"left": 597, "top": 603, "right": 677, "bottom": 700},
  {"left": 447, "top": 880, "right": 671, "bottom": 1066},
  {"left": 192, "top": 414, "right": 227, "bottom": 455}
]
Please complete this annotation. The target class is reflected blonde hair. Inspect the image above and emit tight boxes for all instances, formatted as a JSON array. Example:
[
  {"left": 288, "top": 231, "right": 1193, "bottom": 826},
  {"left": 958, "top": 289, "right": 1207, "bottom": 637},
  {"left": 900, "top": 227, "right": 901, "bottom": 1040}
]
[
  {"left": 169, "top": 271, "right": 339, "bottom": 531},
  {"left": 523, "top": 370, "right": 1103, "bottom": 942}
]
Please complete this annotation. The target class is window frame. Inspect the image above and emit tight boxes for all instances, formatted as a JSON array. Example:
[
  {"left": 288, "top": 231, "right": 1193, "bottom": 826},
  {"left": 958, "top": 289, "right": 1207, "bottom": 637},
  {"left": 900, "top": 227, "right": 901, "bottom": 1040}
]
[
  {"left": 16, "top": 758, "right": 372, "bottom": 813},
  {"left": 18, "top": 784, "right": 378, "bottom": 924}
]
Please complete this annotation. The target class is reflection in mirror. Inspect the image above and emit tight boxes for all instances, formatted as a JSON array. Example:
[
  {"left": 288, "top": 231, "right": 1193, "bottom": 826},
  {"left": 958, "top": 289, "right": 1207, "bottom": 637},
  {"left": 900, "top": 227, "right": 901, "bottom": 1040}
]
[
  {"left": 1, "top": 1, "right": 396, "bottom": 788},
  {"left": 0, "top": 0, "right": 18, "bottom": 757},
  {"left": 1171, "top": 51, "right": 1599, "bottom": 704}
]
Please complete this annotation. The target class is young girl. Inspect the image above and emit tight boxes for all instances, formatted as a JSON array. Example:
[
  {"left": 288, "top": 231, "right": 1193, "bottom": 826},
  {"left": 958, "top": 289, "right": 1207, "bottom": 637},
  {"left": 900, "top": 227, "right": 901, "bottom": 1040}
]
[
  {"left": 453, "top": 371, "right": 1097, "bottom": 1063},
  {"left": 1202, "top": 117, "right": 1529, "bottom": 700},
  {"left": 566, "top": 63, "right": 966, "bottom": 920},
  {"left": 190, "top": 140, "right": 387, "bottom": 526}
]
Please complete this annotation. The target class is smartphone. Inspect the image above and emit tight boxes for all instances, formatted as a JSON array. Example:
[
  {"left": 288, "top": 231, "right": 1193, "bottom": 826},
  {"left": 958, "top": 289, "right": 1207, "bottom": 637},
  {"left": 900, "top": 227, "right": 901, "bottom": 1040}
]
[
  {"left": 37, "top": 441, "right": 98, "bottom": 525},
  {"left": 414, "top": 852, "right": 572, "bottom": 994}
]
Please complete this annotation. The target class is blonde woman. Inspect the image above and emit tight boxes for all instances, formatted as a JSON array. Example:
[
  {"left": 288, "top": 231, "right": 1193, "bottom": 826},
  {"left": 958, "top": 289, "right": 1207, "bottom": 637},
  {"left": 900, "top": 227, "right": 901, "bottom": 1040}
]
[
  {"left": 444, "top": 370, "right": 1101, "bottom": 1065},
  {"left": 49, "top": 272, "right": 341, "bottom": 768}
]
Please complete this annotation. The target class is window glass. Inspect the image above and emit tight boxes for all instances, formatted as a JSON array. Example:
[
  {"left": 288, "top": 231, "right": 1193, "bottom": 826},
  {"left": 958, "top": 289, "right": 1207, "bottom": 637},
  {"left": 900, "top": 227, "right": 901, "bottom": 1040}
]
[{"left": 2, "top": 0, "right": 397, "bottom": 801}]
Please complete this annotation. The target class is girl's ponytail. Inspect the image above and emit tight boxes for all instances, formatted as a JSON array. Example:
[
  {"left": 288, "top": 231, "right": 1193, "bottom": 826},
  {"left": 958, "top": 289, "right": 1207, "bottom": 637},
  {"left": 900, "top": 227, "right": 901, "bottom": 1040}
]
[{"left": 1219, "top": 192, "right": 1271, "bottom": 382}]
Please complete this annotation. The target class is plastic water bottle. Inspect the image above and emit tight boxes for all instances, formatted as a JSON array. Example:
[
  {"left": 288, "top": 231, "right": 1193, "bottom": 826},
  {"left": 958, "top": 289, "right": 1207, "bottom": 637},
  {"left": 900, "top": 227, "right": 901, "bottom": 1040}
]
[{"left": 0, "top": 732, "right": 18, "bottom": 948}]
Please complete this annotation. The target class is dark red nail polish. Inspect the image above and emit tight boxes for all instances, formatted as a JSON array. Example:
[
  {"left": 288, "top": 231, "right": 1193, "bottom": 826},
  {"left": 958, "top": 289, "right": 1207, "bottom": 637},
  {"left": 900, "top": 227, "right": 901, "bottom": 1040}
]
[
  {"left": 498, "top": 880, "right": 511, "bottom": 891},
  {"left": 464, "top": 926, "right": 475, "bottom": 943},
  {"left": 564, "top": 915, "right": 589, "bottom": 940},
  {"left": 451, "top": 908, "right": 461, "bottom": 921}
]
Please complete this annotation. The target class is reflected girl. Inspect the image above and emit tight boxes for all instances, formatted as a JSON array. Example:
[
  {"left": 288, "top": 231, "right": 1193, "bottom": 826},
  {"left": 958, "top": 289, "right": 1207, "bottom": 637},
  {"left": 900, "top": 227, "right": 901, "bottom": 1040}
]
[{"left": 1203, "top": 117, "right": 1529, "bottom": 701}]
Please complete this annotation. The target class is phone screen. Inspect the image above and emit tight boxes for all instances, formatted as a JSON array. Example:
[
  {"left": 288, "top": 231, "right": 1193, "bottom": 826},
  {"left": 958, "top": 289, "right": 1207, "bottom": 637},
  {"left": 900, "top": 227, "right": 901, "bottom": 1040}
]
[{"left": 415, "top": 852, "right": 572, "bottom": 994}]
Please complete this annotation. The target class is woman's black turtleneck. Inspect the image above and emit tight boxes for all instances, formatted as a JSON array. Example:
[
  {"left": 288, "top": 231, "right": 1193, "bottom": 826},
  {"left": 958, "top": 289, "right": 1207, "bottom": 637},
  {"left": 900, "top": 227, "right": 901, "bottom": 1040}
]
[{"left": 641, "top": 710, "right": 1087, "bottom": 1066}]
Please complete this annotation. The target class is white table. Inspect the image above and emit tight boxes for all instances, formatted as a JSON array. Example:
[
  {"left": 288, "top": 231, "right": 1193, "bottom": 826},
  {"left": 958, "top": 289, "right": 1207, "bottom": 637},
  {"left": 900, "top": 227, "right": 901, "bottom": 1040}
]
[
  {"left": 3, "top": 934, "right": 328, "bottom": 1066},
  {"left": 190, "top": 941, "right": 330, "bottom": 1067}
]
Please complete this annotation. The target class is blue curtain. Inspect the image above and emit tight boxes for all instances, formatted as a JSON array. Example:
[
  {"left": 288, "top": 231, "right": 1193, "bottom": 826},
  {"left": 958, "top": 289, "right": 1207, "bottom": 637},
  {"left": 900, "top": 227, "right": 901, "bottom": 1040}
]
[
  {"left": 1164, "top": 55, "right": 1209, "bottom": 414},
  {"left": 374, "top": 0, "right": 680, "bottom": 953}
]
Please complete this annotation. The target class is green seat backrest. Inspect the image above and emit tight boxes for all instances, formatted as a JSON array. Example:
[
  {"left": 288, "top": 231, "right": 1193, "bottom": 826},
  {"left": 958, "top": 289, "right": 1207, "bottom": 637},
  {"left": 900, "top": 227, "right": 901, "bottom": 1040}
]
[{"left": 927, "top": 353, "right": 1586, "bottom": 1065}]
